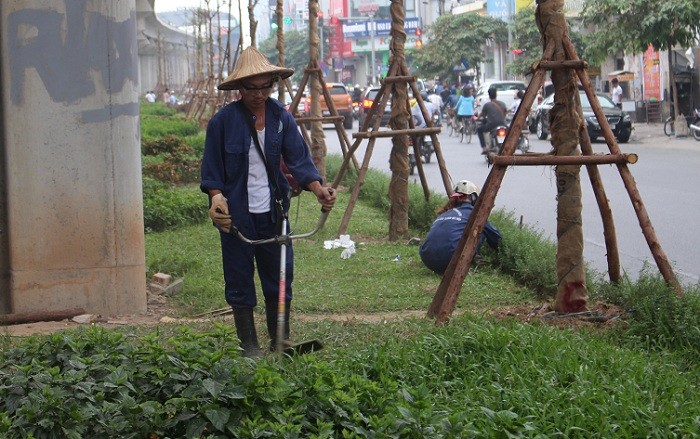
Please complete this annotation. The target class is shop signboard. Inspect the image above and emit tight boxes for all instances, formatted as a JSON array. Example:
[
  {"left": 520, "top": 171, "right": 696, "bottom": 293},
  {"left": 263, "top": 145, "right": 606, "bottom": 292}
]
[{"left": 341, "top": 17, "right": 420, "bottom": 39}]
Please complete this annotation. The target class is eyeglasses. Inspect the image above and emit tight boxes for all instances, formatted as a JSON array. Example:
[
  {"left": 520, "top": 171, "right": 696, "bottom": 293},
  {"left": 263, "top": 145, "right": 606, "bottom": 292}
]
[{"left": 241, "top": 82, "right": 273, "bottom": 96}]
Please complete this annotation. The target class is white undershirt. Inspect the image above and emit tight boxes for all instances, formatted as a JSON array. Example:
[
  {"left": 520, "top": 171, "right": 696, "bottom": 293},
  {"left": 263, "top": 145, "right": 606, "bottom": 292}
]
[{"left": 247, "top": 128, "right": 271, "bottom": 213}]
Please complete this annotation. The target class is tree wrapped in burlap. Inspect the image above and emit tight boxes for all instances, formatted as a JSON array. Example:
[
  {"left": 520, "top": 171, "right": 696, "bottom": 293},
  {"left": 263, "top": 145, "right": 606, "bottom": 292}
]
[
  {"left": 387, "top": 0, "right": 411, "bottom": 241},
  {"left": 536, "top": 0, "right": 588, "bottom": 313}
]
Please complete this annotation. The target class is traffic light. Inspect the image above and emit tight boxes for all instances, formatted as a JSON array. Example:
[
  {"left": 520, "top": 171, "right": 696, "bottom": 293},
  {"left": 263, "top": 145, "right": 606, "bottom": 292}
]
[
  {"left": 271, "top": 12, "right": 278, "bottom": 30},
  {"left": 330, "top": 16, "right": 340, "bottom": 25},
  {"left": 415, "top": 28, "right": 422, "bottom": 48},
  {"left": 317, "top": 11, "right": 323, "bottom": 26}
]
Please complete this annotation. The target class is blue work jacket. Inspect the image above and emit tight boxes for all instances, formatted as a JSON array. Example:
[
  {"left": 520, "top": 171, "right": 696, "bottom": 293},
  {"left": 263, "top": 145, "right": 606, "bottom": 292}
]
[
  {"left": 200, "top": 99, "right": 322, "bottom": 237},
  {"left": 419, "top": 202, "right": 502, "bottom": 274}
]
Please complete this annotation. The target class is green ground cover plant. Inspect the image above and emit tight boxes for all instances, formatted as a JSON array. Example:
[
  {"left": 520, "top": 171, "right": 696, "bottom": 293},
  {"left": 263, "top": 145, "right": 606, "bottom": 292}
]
[
  {"left": 1, "top": 107, "right": 698, "bottom": 437},
  {"left": 1, "top": 313, "right": 698, "bottom": 437}
]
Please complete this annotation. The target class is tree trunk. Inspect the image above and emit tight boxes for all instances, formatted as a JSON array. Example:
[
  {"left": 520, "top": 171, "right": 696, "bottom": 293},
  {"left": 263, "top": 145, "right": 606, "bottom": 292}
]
[
  {"left": 248, "top": 0, "right": 257, "bottom": 48},
  {"left": 308, "top": 0, "right": 327, "bottom": 179},
  {"left": 387, "top": 0, "right": 410, "bottom": 241},
  {"left": 537, "top": 0, "right": 588, "bottom": 313},
  {"left": 276, "top": 0, "right": 285, "bottom": 102},
  {"left": 668, "top": 40, "right": 689, "bottom": 136}
]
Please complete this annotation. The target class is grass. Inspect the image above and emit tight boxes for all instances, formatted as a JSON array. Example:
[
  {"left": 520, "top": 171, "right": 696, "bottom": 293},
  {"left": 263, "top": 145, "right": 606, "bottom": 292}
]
[{"left": 145, "top": 184, "right": 535, "bottom": 317}]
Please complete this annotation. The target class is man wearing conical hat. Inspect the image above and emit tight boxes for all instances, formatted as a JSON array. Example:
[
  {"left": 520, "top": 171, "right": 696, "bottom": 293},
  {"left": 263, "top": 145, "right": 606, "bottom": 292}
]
[{"left": 201, "top": 46, "right": 336, "bottom": 357}]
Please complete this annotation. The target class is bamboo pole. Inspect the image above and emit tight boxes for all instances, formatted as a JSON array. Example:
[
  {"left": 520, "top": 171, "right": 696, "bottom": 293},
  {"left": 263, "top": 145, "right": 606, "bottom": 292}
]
[
  {"left": 492, "top": 153, "right": 638, "bottom": 166},
  {"left": 1, "top": 308, "right": 86, "bottom": 326}
]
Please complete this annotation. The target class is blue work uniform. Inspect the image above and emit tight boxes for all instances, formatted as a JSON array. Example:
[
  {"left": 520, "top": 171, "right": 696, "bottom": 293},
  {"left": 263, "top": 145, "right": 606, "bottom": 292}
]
[
  {"left": 201, "top": 99, "right": 323, "bottom": 308},
  {"left": 419, "top": 202, "right": 502, "bottom": 275}
]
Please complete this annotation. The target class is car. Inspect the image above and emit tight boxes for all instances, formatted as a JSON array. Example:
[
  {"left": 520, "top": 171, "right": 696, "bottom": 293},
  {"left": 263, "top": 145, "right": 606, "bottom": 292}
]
[
  {"left": 358, "top": 86, "right": 392, "bottom": 128},
  {"left": 474, "top": 80, "right": 527, "bottom": 114},
  {"left": 303, "top": 82, "right": 354, "bottom": 129},
  {"left": 532, "top": 91, "right": 633, "bottom": 143},
  {"left": 272, "top": 87, "right": 294, "bottom": 111}
]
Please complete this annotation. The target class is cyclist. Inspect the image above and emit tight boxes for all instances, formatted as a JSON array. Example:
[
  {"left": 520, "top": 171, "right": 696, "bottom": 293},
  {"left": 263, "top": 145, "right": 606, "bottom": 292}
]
[{"left": 454, "top": 85, "right": 476, "bottom": 134}]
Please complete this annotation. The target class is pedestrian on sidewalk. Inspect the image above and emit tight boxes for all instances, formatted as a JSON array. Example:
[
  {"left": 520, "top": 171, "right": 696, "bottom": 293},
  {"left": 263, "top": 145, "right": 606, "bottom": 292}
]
[{"left": 610, "top": 78, "right": 623, "bottom": 109}]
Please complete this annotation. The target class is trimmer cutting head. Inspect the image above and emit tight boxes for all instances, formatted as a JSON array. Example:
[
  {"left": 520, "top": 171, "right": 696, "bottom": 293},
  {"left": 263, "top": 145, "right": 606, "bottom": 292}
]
[{"left": 282, "top": 339, "right": 323, "bottom": 356}]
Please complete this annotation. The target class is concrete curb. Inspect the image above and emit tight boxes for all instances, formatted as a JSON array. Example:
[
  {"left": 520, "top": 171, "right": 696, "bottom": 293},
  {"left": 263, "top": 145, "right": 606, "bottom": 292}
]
[{"left": 630, "top": 123, "right": 700, "bottom": 150}]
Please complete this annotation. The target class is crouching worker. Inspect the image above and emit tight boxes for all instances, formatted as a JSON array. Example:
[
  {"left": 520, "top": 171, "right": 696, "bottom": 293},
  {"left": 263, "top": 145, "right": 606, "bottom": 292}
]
[
  {"left": 419, "top": 180, "right": 502, "bottom": 275},
  {"left": 200, "top": 46, "right": 336, "bottom": 357}
]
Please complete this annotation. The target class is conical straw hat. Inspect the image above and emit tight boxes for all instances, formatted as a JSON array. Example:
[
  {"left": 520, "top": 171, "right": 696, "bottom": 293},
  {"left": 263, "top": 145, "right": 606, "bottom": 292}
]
[{"left": 218, "top": 46, "right": 294, "bottom": 90}]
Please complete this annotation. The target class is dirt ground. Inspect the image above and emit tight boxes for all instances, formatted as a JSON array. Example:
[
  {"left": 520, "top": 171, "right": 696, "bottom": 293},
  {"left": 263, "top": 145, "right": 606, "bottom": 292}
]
[
  {"left": 2, "top": 286, "right": 625, "bottom": 337},
  {"left": 1, "top": 289, "right": 177, "bottom": 336}
]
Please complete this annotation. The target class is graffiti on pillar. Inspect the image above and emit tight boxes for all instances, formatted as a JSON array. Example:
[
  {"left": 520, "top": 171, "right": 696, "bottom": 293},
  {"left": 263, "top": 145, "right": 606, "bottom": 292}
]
[{"left": 7, "top": 0, "right": 139, "bottom": 122}]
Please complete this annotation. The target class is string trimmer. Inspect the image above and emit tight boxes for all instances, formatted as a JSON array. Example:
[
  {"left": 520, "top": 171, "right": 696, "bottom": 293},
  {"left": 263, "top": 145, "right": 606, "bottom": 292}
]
[{"left": 221, "top": 204, "right": 330, "bottom": 356}]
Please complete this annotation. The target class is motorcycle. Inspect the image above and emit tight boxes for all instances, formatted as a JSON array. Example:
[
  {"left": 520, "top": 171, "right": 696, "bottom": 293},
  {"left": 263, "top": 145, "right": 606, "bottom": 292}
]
[
  {"left": 517, "top": 129, "right": 530, "bottom": 153},
  {"left": 408, "top": 135, "right": 434, "bottom": 175},
  {"left": 482, "top": 124, "right": 530, "bottom": 165},
  {"left": 505, "top": 112, "right": 531, "bottom": 153},
  {"left": 431, "top": 111, "right": 440, "bottom": 127},
  {"left": 484, "top": 125, "right": 508, "bottom": 165},
  {"left": 352, "top": 101, "right": 360, "bottom": 120},
  {"left": 408, "top": 137, "right": 418, "bottom": 175},
  {"left": 422, "top": 134, "right": 435, "bottom": 163}
]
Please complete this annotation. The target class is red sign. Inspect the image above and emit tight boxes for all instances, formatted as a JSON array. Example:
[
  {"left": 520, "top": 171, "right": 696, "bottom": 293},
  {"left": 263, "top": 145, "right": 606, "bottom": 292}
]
[
  {"left": 643, "top": 44, "right": 661, "bottom": 101},
  {"left": 327, "top": 0, "right": 352, "bottom": 58},
  {"left": 329, "top": 22, "right": 343, "bottom": 58}
]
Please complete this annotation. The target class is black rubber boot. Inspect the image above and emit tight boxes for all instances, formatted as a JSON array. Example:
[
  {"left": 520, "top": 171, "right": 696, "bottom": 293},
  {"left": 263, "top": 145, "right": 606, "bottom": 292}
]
[
  {"left": 265, "top": 299, "right": 290, "bottom": 351},
  {"left": 232, "top": 308, "right": 262, "bottom": 358}
]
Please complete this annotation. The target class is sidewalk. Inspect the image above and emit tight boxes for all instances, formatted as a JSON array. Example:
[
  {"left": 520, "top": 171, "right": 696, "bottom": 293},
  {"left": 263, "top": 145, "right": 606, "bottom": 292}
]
[{"left": 631, "top": 122, "right": 699, "bottom": 150}]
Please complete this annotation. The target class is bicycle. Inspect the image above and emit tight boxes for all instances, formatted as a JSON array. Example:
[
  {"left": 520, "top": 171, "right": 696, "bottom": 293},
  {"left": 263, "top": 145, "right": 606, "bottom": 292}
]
[
  {"left": 464, "top": 116, "right": 476, "bottom": 144},
  {"left": 446, "top": 108, "right": 458, "bottom": 136},
  {"left": 458, "top": 115, "right": 475, "bottom": 144},
  {"left": 664, "top": 117, "right": 675, "bottom": 136}
]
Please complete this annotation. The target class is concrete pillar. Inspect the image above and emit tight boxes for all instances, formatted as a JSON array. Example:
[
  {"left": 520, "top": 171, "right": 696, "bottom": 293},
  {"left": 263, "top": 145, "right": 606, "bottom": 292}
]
[{"left": 0, "top": 0, "right": 147, "bottom": 315}]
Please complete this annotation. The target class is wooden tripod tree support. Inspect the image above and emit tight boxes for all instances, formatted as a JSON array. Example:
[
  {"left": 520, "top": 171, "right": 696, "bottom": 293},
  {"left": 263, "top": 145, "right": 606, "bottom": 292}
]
[
  {"left": 287, "top": 66, "right": 360, "bottom": 173},
  {"left": 282, "top": 0, "right": 359, "bottom": 177},
  {"left": 428, "top": 0, "right": 682, "bottom": 324},
  {"left": 330, "top": 0, "right": 453, "bottom": 238}
]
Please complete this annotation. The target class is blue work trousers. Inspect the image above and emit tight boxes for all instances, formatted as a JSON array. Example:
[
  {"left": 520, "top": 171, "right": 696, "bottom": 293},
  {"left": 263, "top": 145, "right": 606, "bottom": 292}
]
[{"left": 220, "top": 212, "right": 293, "bottom": 309}]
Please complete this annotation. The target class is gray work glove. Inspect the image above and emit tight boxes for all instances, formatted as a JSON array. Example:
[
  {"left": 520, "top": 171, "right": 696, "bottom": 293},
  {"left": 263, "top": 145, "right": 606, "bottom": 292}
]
[{"left": 209, "top": 193, "right": 231, "bottom": 233}]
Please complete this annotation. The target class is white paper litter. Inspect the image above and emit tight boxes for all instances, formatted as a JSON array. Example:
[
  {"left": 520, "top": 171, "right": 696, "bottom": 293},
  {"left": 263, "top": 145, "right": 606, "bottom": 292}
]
[
  {"left": 340, "top": 245, "right": 356, "bottom": 259},
  {"left": 324, "top": 234, "right": 355, "bottom": 249},
  {"left": 324, "top": 234, "right": 356, "bottom": 259}
]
